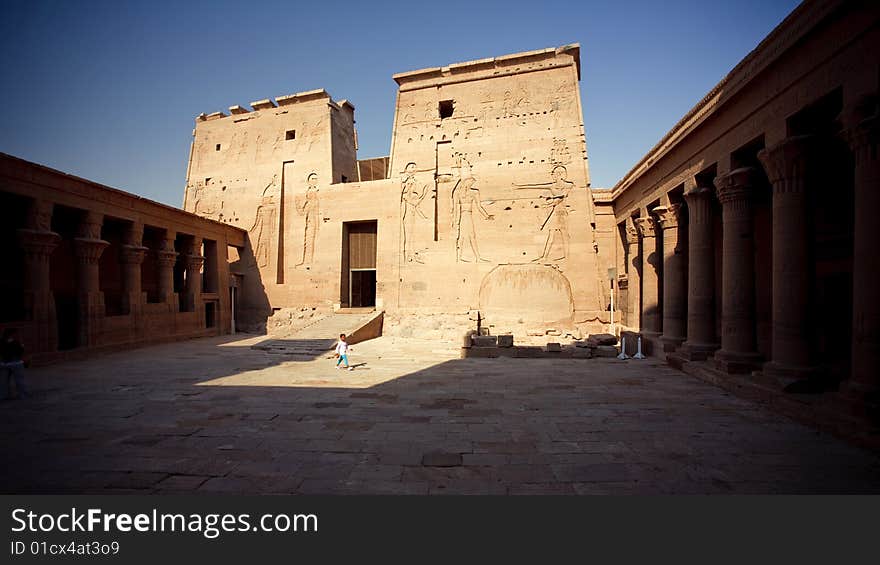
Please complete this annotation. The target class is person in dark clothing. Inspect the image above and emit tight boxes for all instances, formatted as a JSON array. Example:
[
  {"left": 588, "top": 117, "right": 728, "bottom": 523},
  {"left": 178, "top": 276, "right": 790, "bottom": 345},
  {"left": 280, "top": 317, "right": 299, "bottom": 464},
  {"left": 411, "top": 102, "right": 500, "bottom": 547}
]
[{"left": 1, "top": 328, "right": 29, "bottom": 399}]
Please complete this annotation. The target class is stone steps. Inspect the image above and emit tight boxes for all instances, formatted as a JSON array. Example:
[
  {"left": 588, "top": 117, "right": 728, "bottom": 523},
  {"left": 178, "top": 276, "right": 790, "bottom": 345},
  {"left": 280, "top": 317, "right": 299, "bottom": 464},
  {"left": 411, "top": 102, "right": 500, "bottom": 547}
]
[{"left": 252, "top": 310, "right": 381, "bottom": 356}]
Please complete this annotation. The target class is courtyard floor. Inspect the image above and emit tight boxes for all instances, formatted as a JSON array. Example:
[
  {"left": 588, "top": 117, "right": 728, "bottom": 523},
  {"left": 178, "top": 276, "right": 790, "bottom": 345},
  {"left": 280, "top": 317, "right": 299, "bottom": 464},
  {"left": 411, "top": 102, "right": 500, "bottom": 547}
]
[{"left": 2, "top": 334, "right": 879, "bottom": 494}]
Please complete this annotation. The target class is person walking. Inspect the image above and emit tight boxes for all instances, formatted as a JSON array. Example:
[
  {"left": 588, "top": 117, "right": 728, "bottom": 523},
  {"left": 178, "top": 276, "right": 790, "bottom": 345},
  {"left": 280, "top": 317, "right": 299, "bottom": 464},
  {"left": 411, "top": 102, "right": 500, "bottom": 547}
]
[{"left": 334, "top": 333, "right": 353, "bottom": 371}]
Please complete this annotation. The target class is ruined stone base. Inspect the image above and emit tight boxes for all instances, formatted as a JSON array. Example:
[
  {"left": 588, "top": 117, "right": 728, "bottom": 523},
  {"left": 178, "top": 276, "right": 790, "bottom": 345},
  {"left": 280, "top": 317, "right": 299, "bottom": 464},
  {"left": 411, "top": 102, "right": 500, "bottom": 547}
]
[
  {"left": 671, "top": 356, "right": 880, "bottom": 450},
  {"left": 714, "top": 350, "right": 763, "bottom": 374}
]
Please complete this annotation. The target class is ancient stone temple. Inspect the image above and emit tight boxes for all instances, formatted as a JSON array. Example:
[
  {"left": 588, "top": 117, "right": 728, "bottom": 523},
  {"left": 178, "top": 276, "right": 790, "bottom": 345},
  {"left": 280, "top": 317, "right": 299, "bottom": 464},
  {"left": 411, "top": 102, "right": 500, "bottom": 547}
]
[
  {"left": 602, "top": 0, "right": 880, "bottom": 422},
  {"left": 183, "top": 44, "right": 606, "bottom": 338}
]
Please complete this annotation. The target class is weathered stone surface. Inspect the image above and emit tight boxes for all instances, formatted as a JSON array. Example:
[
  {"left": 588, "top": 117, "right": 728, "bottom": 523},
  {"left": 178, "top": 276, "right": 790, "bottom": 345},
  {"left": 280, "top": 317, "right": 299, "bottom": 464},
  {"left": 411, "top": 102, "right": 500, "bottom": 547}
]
[
  {"left": 546, "top": 342, "right": 562, "bottom": 352},
  {"left": 497, "top": 334, "right": 514, "bottom": 348},
  {"left": 587, "top": 333, "right": 617, "bottom": 346},
  {"left": 472, "top": 335, "right": 499, "bottom": 348},
  {"left": 422, "top": 452, "right": 463, "bottom": 467},
  {"left": 594, "top": 345, "right": 619, "bottom": 357}
]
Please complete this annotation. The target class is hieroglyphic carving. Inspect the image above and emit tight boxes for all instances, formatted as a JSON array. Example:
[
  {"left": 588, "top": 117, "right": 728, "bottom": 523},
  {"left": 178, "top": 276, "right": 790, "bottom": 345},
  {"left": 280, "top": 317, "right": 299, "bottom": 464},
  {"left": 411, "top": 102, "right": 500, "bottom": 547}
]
[
  {"left": 451, "top": 153, "right": 494, "bottom": 262},
  {"left": 513, "top": 165, "right": 574, "bottom": 263},
  {"left": 550, "top": 137, "right": 571, "bottom": 166},
  {"left": 400, "top": 162, "right": 428, "bottom": 263},
  {"left": 191, "top": 180, "right": 220, "bottom": 219},
  {"left": 250, "top": 175, "right": 278, "bottom": 269},
  {"left": 296, "top": 173, "right": 320, "bottom": 266}
]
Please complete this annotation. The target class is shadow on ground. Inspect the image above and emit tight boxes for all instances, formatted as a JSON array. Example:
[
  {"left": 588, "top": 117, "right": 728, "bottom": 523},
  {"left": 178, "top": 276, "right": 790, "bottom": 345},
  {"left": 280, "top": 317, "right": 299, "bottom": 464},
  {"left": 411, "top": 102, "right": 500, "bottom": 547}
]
[{"left": 2, "top": 334, "right": 879, "bottom": 495}]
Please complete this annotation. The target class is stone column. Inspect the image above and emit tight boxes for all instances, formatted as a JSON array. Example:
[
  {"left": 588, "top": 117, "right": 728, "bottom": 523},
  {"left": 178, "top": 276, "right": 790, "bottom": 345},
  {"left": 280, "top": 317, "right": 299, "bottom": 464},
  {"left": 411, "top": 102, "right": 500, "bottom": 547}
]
[
  {"left": 680, "top": 186, "right": 718, "bottom": 360},
  {"left": 635, "top": 216, "right": 661, "bottom": 336},
  {"left": 625, "top": 218, "right": 641, "bottom": 331},
  {"left": 713, "top": 168, "right": 762, "bottom": 373},
  {"left": 120, "top": 221, "right": 148, "bottom": 316},
  {"left": 156, "top": 230, "right": 178, "bottom": 309},
  {"left": 16, "top": 199, "right": 61, "bottom": 354},
  {"left": 841, "top": 96, "right": 880, "bottom": 400},
  {"left": 185, "top": 236, "right": 205, "bottom": 316},
  {"left": 654, "top": 204, "right": 686, "bottom": 352},
  {"left": 73, "top": 211, "right": 109, "bottom": 348},
  {"left": 758, "top": 136, "right": 817, "bottom": 379}
]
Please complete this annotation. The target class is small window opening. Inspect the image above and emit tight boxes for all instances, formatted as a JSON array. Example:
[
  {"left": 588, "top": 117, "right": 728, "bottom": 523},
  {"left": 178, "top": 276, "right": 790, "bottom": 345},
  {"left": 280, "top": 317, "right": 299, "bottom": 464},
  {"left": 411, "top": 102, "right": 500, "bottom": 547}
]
[
  {"left": 286, "top": 130, "right": 296, "bottom": 140},
  {"left": 439, "top": 100, "right": 454, "bottom": 119},
  {"left": 215, "top": 144, "right": 221, "bottom": 151},
  {"left": 341, "top": 175, "right": 348, "bottom": 183}
]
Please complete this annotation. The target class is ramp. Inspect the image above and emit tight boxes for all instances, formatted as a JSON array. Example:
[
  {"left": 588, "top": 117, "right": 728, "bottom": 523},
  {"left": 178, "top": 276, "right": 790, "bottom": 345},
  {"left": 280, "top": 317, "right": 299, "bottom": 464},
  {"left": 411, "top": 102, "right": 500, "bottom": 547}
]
[{"left": 252, "top": 310, "right": 383, "bottom": 357}]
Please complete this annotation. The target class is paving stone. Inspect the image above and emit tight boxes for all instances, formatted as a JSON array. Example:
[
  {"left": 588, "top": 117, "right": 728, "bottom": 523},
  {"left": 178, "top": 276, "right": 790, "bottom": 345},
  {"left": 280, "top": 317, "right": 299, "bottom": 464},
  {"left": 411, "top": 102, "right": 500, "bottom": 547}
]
[
  {"left": 421, "top": 452, "right": 463, "bottom": 467},
  {"left": 3, "top": 334, "right": 878, "bottom": 495}
]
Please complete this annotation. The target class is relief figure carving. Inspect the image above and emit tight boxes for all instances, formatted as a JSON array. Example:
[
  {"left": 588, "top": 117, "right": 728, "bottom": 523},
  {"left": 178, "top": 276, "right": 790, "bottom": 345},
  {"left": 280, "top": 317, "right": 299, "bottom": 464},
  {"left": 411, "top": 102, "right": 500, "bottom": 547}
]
[
  {"left": 296, "top": 172, "right": 320, "bottom": 266},
  {"left": 250, "top": 175, "right": 278, "bottom": 269},
  {"left": 513, "top": 165, "right": 573, "bottom": 263},
  {"left": 400, "top": 162, "right": 428, "bottom": 264},
  {"left": 451, "top": 153, "right": 493, "bottom": 263}
]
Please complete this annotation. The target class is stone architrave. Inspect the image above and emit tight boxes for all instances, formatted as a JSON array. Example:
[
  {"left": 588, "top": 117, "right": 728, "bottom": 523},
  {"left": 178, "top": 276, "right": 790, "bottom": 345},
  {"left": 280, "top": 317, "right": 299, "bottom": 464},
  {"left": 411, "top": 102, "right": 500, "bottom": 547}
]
[
  {"left": 654, "top": 203, "right": 686, "bottom": 352},
  {"left": 635, "top": 216, "right": 660, "bottom": 336},
  {"left": 713, "top": 168, "right": 762, "bottom": 373},
  {"left": 16, "top": 199, "right": 61, "bottom": 354},
  {"left": 156, "top": 231, "right": 179, "bottom": 309},
  {"left": 841, "top": 95, "right": 880, "bottom": 400},
  {"left": 680, "top": 186, "right": 718, "bottom": 360},
  {"left": 758, "top": 136, "right": 817, "bottom": 379},
  {"left": 624, "top": 218, "right": 641, "bottom": 331},
  {"left": 73, "top": 211, "right": 109, "bottom": 348}
]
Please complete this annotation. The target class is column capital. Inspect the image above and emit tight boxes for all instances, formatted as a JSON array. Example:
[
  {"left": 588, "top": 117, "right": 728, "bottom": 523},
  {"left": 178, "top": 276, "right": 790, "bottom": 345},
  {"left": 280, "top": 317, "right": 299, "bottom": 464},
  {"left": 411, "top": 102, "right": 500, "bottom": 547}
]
[
  {"left": 17, "top": 228, "right": 61, "bottom": 258},
  {"left": 683, "top": 185, "right": 713, "bottom": 203},
  {"left": 124, "top": 221, "right": 145, "bottom": 247},
  {"left": 757, "top": 135, "right": 817, "bottom": 190},
  {"left": 840, "top": 93, "right": 879, "bottom": 165},
  {"left": 156, "top": 250, "right": 178, "bottom": 268},
  {"left": 634, "top": 216, "right": 656, "bottom": 238},
  {"left": 653, "top": 203, "right": 683, "bottom": 229},
  {"left": 120, "top": 244, "right": 148, "bottom": 265},
  {"left": 186, "top": 254, "right": 205, "bottom": 269},
  {"left": 73, "top": 237, "right": 109, "bottom": 264},
  {"left": 26, "top": 199, "right": 54, "bottom": 232},
  {"left": 714, "top": 166, "right": 758, "bottom": 205},
  {"left": 625, "top": 218, "right": 640, "bottom": 244},
  {"left": 77, "top": 210, "right": 104, "bottom": 240}
]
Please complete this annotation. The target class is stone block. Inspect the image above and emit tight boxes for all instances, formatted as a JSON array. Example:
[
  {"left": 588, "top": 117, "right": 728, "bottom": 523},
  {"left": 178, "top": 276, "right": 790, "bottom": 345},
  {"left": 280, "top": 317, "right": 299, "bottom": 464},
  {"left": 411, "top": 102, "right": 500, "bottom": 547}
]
[
  {"left": 472, "top": 335, "right": 498, "bottom": 347},
  {"left": 572, "top": 347, "right": 592, "bottom": 359},
  {"left": 497, "top": 334, "right": 514, "bottom": 348},
  {"left": 587, "top": 333, "right": 618, "bottom": 346},
  {"left": 546, "top": 342, "right": 562, "bottom": 352},
  {"left": 594, "top": 345, "right": 619, "bottom": 357}
]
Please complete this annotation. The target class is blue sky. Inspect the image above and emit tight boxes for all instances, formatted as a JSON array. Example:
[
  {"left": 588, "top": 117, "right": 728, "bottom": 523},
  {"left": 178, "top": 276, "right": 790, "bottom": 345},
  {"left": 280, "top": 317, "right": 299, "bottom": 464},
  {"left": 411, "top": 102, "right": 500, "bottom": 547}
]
[{"left": 0, "top": 0, "right": 800, "bottom": 206}]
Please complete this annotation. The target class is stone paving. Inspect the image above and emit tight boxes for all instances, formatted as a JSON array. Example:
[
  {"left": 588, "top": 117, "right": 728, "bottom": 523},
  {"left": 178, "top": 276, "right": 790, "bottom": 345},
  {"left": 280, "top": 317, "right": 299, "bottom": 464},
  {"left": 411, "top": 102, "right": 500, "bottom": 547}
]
[{"left": 2, "top": 334, "right": 879, "bottom": 494}]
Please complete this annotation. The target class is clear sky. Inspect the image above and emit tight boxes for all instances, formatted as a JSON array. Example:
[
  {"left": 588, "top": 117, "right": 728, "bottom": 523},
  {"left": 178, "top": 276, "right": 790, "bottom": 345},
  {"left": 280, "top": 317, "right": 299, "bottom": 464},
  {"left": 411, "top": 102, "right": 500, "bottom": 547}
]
[{"left": 0, "top": 0, "right": 800, "bottom": 206}]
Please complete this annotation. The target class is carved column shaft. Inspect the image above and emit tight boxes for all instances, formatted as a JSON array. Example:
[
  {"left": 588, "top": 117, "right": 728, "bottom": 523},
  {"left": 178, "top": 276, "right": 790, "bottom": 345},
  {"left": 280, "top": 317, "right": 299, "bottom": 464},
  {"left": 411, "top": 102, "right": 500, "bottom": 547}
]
[
  {"left": 625, "top": 220, "right": 641, "bottom": 330},
  {"left": 758, "top": 136, "right": 816, "bottom": 378},
  {"left": 714, "top": 168, "right": 761, "bottom": 373},
  {"left": 185, "top": 236, "right": 204, "bottom": 314},
  {"left": 655, "top": 204, "right": 686, "bottom": 350},
  {"left": 681, "top": 187, "right": 717, "bottom": 359},
  {"left": 636, "top": 216, "right": 661, "bottom": 335},
  {"left": 17, "top": 199, "right": 61, "bottom": 353},
  {"left": 843, "top": 103, "right": 880, "bottom": 397},
  {"left": 120, "top": 222, "right": 147, "bottom": 314},
  {"left": 73, "top": 211, "right": 109, "bottom": 348},
  {"left": 156, "top": 232, "right": 178, "bottom": 307}
]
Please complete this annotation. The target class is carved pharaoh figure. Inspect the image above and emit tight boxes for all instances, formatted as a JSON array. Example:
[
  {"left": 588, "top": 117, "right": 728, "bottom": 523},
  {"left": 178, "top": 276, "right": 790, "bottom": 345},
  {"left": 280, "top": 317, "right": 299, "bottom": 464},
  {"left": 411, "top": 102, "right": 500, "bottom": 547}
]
[
  {"left": 296, "top": 173, "right": 320, "bottom": 266},
  {"left": 400, "top": 162, "right": 428, "bottom": 263},
  {"left": 249, "top": 175, "right": 278, "bottom": 269},
  {"left": 451, "top": 153, "right": 493, "bottom": 262},
  {"left": 514, "top": 165, "right": 574, "bottom": 263}
]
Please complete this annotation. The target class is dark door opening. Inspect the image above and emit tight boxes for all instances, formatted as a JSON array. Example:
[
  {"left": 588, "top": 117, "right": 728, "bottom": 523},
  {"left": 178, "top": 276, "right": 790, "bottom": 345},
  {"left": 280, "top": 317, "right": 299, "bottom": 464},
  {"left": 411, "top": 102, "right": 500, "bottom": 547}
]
[
  {"left": 205, "top": 301, "right": 217, "bottom": 329},
  {"left": 350, "top": 270, "right": 376, "bottom": 308},
  {"left": 341, "top": 220, "right": 377, "bottom": 308}
]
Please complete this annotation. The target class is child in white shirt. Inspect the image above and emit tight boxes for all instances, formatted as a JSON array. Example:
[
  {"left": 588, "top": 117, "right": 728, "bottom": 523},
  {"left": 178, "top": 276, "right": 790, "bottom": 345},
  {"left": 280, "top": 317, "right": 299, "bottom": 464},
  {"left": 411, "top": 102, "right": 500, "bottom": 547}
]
[{"left": 334, "top": 333, "right": 353, "bottom": 371}]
